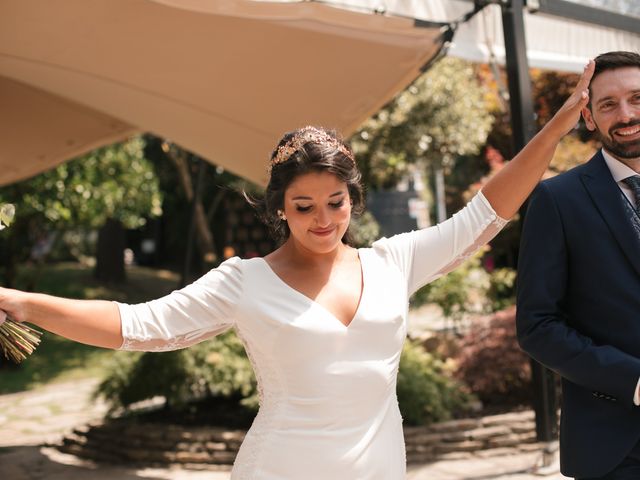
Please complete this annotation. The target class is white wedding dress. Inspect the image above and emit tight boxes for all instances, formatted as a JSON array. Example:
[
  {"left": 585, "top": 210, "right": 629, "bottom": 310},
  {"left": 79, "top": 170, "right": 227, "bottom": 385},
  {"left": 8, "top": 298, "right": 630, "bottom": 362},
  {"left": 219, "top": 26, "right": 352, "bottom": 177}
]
[{"left": 117, "top": 192, "right": 507, "bottom": 479}]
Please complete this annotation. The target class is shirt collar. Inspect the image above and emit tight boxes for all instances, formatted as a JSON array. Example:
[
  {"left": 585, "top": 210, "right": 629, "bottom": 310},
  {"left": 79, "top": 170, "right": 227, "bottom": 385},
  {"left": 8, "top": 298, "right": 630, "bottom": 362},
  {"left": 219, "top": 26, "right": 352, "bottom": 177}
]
[{"left": 601, "top": 148, "right": 638, "bottom": 183}]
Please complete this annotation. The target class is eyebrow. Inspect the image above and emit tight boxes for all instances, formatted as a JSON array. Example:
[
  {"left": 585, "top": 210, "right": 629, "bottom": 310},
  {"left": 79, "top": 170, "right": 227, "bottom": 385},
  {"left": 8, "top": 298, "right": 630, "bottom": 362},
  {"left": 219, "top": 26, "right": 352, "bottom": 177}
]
[
  {"left": 596, "top": 89, "right": 640, "bottom": 104},
  {"left": 595, "top": 96, "right": 616, "bottom": 105},
  {"left": 292, "top": 191, "right": 345, "bottom": 201}
]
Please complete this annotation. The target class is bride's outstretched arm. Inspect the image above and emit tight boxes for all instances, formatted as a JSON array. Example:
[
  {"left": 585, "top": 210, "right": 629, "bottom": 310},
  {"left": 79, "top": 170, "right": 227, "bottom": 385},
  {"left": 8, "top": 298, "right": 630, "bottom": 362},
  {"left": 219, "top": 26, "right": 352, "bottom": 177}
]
[
  {"left": 482, "top": 60, "right": 594, "bottom": 219},
  {"left": 0, "top": 287, "right": 122, "bottom": 348},
  {"left": 0, "top": 257, "right": 241, "bottom": 352}
]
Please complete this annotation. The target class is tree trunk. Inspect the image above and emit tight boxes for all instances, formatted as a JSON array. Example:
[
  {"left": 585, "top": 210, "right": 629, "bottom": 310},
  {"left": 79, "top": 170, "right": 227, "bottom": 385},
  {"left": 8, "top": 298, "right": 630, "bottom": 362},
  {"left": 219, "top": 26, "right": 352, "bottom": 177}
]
[
  {"left": 94, "top": 218, "right": 126, "bottom": 283},
  {"left": 167, "top": 149, "right": 216, "bottom": 261}
]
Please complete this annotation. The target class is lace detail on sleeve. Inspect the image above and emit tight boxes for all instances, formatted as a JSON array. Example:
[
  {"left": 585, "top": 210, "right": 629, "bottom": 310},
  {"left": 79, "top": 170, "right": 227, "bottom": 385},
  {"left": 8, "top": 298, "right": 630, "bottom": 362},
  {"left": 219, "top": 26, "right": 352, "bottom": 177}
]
[
  {"left": 430, "top": 210, "right": 507, "bottom": 280},
  {"left": 118, "top": 256, "right": 243, "bottom": 352},
  {"left": 119, "top": 324, "right": 233, "bottom": 351}
]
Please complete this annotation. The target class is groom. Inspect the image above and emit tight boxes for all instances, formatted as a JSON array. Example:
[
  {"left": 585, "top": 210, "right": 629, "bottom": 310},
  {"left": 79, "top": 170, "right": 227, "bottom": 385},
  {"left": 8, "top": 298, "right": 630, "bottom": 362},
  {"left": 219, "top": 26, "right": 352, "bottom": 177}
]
[{"left": 516, "top": 51, "right": 640, "bottom": 479}]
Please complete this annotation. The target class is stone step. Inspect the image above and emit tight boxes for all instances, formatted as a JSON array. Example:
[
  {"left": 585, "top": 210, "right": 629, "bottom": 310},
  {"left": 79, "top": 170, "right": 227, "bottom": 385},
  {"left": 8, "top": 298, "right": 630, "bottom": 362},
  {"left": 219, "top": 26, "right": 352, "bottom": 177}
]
[{"left": 57, "top": 409, "right": 543, "bottom": 468}]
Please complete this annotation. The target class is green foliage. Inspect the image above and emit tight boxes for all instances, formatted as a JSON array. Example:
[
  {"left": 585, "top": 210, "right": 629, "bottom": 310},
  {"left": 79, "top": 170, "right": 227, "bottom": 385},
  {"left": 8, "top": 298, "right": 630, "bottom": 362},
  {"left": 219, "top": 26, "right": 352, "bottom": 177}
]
[
  {"left": 455, "top": 307, "right": 532, "bottom": 408},
  {"left": 348, "top": 211, "right": 381, "bottom": 248},
  {"left": 96, "top": 331, "right": 258, "bottom": 413},
  {"left": 98, "top": 331, "right": 471, "bottom": 426},
  {"left": 0, "top": 262, "right": 179, "bottom": 393},
  {"left": 548, "top": 135, "right": 598, "bottom": 174},
  {"left": 143, "top": 135, "right": 253, "bottom": 269},
  {"left": 410, "top": 249, "right": 489, "bottom": 321},
  {"left": 0, "top": 138, "right": 163, "bottom": 283},
  {"left": 533, "top": 70, "right": 580, "bottom": 129},
  {"left": 12, "top": 137, "right": 162, "bottom": 230},
  {"left": 486, "top": 67, "right": 596, "bottom": 172},
  {"left": 486, "top": 267, "right": 516, "bottom": 312},
  {"left": 351, "top": 58, "right": 493, "bottom": 189},
  {"left": 397, "top": 340, "right": 472, "bottom": 426},
  {"left": 0, "top": 332, "right": 112, "bottom": 394},
  {"left": 410, "top": 247, "right": 517, "bottom": 323}
]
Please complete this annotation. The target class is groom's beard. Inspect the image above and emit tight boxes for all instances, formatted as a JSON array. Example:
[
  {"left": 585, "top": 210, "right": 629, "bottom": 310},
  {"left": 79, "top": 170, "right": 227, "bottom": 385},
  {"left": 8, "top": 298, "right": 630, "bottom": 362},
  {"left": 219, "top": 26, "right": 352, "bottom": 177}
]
[{"left": 595, "top": 118, "right": 640, "bottom": 160}]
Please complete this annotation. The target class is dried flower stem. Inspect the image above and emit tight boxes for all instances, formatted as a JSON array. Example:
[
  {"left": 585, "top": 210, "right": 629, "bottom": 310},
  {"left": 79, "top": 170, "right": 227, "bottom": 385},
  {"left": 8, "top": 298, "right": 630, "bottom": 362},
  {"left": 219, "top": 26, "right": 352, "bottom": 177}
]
[
  {"left": 0, "top": 318, "right": 43, "bottom": 363},
  {"left": 0, "top": 203, "right": 41, "bottom": 363}
]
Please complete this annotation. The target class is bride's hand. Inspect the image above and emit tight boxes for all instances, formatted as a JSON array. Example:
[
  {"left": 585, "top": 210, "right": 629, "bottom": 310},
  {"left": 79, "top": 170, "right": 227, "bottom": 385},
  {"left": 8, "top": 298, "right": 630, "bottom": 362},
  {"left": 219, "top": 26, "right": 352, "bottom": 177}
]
[
  {"left": 0, "top": 287, "right": 27, "bottom": 324},
  {"left": 544, "top": 59, "right": 595, "bottom": 138}
]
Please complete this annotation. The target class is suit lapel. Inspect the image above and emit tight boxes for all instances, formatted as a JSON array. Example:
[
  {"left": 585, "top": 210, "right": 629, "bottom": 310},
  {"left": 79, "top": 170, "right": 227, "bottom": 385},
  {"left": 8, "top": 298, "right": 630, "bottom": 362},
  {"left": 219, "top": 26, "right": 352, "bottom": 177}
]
[{"left": 581, "top": 152, "right": 640, "bottom": 278}]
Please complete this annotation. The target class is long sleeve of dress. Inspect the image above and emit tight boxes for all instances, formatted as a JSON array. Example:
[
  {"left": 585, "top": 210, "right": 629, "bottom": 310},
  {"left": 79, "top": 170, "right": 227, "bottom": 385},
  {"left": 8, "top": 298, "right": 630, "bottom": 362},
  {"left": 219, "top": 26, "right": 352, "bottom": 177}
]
[
  {"left": 117, "top": 256, "right": 243, "bottom": 352},
  {"left": 372, "top": 191, "right": 508, "bottom": 296}
]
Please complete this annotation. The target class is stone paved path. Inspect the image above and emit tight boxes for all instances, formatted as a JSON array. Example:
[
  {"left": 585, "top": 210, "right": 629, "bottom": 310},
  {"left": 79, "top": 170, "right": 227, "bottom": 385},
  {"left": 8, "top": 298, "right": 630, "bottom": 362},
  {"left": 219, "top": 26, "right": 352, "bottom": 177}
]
[
  {"left": 0, "top": 378, "right": 108, "bottom": 448},
  {"left": 0, "top": 378, "right": 569, "bottom": 479}
]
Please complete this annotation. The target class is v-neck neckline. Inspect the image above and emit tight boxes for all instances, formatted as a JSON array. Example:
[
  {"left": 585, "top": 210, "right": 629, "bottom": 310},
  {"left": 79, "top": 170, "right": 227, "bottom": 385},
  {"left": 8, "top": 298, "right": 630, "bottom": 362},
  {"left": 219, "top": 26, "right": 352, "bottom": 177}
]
[{"left": 257, "top": 250, "right": 366, "bottom": 329}]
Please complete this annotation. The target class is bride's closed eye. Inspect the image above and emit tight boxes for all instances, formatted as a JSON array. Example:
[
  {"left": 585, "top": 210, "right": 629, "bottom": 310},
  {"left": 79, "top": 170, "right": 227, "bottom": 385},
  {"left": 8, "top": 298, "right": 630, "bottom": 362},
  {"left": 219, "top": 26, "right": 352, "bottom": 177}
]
[{"left": 294, "top": 198, "right": 345, "bottom": 213}]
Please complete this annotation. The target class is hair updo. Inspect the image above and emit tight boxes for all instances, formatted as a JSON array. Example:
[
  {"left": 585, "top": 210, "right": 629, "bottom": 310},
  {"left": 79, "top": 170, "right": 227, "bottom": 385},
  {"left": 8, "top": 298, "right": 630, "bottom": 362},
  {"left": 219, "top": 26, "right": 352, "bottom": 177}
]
[{"left": 259, "top": 126, "right": 364, "bottom": 244}]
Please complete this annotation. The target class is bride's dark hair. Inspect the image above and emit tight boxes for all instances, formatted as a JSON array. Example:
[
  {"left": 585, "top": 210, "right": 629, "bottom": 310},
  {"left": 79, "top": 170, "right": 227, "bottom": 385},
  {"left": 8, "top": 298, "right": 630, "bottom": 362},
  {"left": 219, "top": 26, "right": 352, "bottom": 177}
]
[{"left": 250, "top": 126, "right": 364, "bottom": 244}]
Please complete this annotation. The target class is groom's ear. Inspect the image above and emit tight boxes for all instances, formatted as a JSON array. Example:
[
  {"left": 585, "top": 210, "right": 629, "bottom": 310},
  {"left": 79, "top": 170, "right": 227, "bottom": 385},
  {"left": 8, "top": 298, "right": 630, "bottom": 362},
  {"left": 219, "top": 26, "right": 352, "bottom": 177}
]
[{"left": 581, "top": 106, "right": 596, "bottom": 132}]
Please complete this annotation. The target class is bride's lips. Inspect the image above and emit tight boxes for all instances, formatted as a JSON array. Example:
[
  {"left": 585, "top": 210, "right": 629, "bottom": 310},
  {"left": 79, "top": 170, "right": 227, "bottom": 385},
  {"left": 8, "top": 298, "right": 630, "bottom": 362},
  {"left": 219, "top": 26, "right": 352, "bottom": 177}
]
[{"left": 309, "top": 227, "right": 335, "bottom": 237}]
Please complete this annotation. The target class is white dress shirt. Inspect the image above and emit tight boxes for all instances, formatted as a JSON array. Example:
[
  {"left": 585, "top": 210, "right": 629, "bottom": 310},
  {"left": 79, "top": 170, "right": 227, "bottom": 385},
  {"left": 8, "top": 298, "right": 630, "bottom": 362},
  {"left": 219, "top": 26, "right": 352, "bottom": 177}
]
[{"left": 601, "top": 149, "right": 640, "bottom": 405}]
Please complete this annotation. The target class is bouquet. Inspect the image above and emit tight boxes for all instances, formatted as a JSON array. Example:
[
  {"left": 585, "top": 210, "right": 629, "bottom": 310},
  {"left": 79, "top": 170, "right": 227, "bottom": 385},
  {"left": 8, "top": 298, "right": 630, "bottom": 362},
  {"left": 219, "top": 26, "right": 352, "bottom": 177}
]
[
  {"left": 0, "top": 203, "right": 43, "bottom": 363},
  {"left": 0, "top": 311, "right": 42, "bottom": 363}
]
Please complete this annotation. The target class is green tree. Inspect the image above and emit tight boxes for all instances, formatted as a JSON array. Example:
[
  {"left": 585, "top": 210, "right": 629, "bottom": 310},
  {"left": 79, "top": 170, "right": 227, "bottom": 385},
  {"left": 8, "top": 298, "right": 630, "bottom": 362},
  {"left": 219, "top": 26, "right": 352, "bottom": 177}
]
[
  {"left": 0, "top": 137, "right": 162, "bottom": 285},
  {"left": 351, "top": 58, "right": 493, "bottom": 194},
  {"left": 142, "top": 135, "right": 256, "bottom": 277},
  {"left": 348, "top": 211, "right": 380, "bottom": 248},
  {"left": 486, "top": 67, "right": 597, "bottom": 172},
  {"left": 97, "top": 332, "right": 472, "bottom": 427},
  {"left": 410, "top": 248, "right": 490, "bottom": 332}
]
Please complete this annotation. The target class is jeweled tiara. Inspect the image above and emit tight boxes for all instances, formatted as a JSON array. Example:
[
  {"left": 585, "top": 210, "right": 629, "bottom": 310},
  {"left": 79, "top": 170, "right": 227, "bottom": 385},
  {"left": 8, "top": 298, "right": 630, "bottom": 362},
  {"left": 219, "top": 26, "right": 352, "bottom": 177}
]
[{"left": 270, "top": 126, "right": 355, "bottom": 170}]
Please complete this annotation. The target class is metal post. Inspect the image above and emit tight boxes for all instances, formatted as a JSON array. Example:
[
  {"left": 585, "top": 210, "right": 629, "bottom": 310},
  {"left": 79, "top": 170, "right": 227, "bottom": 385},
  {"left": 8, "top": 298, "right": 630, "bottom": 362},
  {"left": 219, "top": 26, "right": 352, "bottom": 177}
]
[
  {"left": 501, "top": 0, "right": 537, "bottom": 149},
  {"left": 500, "top": 0, "right": 558, "bottom": 444},
  {"left": 435, "top": 165, "right": 447, "bottom": 223}
]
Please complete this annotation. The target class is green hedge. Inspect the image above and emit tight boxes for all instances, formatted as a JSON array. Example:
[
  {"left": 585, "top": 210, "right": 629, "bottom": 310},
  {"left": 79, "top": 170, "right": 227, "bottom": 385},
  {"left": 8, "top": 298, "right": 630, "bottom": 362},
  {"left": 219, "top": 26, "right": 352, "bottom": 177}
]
[
  {"left": 97, "top": 333, "right": 470, "bottom": 426},
  {"left": 96, "top": 331, "right": 258, "bottom": 413},
  {"left": 397, "top": 340, "right": 472, "bottom": 425}
]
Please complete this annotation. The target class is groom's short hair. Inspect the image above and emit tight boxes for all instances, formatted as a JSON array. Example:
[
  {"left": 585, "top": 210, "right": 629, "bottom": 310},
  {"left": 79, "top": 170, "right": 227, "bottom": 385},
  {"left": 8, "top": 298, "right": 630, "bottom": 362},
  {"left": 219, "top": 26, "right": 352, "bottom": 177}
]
[
  {"left": 592, "top": 51, "right": 640, "bottom": 83},
  {"left": 587, "top": 51, "right": 640, "bottom": 108}
]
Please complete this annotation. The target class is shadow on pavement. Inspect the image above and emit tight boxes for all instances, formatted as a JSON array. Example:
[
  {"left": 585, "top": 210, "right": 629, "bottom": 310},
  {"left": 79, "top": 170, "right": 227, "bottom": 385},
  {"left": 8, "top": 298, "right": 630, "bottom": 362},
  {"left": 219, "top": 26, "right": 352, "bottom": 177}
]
[
  {"left": 458, "top": 468, "right": 534, "bottom": 480},
  {"left": 0, "top": 445, "right": 170, "bottom": 480}
]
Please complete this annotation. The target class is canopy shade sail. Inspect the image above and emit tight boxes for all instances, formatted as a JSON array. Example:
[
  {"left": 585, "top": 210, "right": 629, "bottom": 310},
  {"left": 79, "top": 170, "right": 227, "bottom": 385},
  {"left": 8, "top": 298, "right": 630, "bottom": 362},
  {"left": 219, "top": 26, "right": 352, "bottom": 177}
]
[
  {"left": 0, "top": 0, "right": 446, "bottom": 186},
  {"left": 323, "top": 0, "right": 640, "bottom": 73},
  {"left": 3, "top": 0, "right": 639, "bottom": 188}
]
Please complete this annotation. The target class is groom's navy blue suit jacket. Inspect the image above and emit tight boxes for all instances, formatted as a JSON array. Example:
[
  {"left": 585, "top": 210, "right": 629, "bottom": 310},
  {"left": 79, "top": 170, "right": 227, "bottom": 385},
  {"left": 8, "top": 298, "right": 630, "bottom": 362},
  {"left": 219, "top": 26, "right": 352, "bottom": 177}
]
[{"left": 517, "top": 151, "right": 640, "bottom": 478}]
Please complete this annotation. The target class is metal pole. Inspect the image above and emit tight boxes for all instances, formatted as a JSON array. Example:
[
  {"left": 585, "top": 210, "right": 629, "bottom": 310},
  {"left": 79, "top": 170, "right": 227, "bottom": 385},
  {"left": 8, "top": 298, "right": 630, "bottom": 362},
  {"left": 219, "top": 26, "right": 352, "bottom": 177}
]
[
  {"left": 501, "top": 0, "right": 536, "bottom": 150},
  {"left": 500, "top": 0, "right": 558, "bottom": 444},
  {"left": 435, "top": 165, "right": 447, "bottom": 223}
]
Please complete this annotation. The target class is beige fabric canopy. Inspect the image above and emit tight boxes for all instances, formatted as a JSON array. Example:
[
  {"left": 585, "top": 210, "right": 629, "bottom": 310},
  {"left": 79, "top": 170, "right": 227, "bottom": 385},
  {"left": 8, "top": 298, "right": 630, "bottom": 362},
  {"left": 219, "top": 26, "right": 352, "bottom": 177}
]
[
  {"left": 336, "top": 0, "right": 640, "bottom": 73},
  {"left": 0, "top": 0, "right": 445, "bottom": 186}
]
